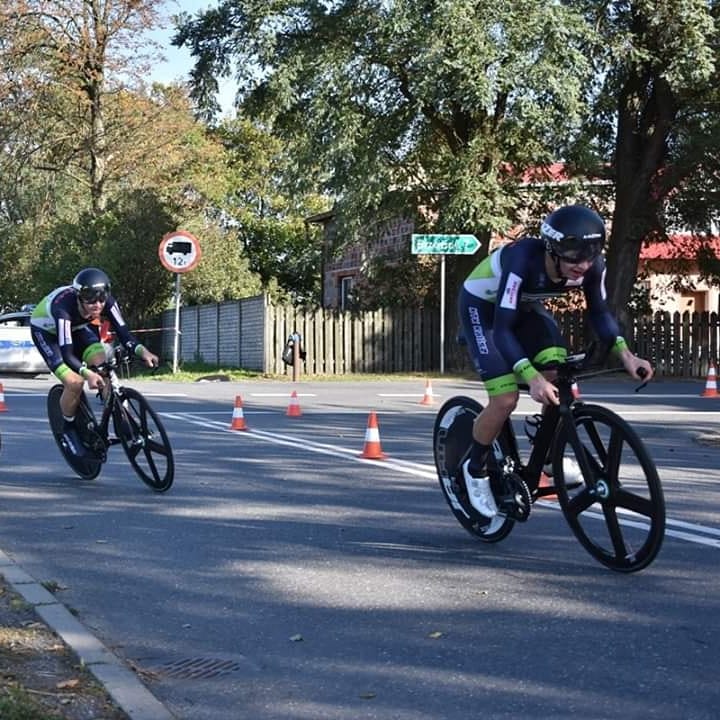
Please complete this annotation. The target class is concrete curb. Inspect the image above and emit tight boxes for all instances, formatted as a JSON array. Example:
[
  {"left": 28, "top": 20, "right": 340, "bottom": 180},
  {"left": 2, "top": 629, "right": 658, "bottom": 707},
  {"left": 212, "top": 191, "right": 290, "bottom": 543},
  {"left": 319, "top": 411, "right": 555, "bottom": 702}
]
[{"left": 0, "top": 549, "right": 175, "bottom": 720}]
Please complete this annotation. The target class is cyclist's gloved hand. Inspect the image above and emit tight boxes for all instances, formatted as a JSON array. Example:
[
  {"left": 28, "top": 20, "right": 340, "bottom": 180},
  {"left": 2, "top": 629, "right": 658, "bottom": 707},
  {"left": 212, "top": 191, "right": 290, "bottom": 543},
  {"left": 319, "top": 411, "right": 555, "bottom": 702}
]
[{"left": 529, "top": 374, "right": 559, "bottom": 406}]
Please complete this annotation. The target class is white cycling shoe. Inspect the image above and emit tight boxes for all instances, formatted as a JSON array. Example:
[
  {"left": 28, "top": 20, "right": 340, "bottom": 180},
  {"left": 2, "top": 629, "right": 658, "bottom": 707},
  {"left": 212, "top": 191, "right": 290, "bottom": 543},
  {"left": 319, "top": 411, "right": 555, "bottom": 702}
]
[
  {"left": 543, "top": 457, "right": 584, "bottom": 487},
  {"left": 462, "top": 460, "right": 499, "bottom": 517}
]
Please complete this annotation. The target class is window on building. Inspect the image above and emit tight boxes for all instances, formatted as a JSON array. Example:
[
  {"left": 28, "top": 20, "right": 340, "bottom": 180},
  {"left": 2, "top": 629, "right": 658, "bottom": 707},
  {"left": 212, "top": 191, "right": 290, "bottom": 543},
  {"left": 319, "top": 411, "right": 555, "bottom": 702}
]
[{"left": 340, "top": 276, "right": 354, "bottom": 310}]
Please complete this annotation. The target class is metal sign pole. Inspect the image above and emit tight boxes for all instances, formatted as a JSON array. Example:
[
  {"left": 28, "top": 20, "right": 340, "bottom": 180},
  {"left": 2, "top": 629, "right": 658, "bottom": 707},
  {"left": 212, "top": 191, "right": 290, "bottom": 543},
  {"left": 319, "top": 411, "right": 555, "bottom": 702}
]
[
  {"left": 440, "top": 254, "right": 445, "bottom": 375},
  {"left": 292, "top": 332, "right": 300, "bottom": 382},
  {"left": 159, "top": 230, "right": 202, "bottom": 374},
  {"left": 173, "top": 273, "right": 181, "bottom": 374}
]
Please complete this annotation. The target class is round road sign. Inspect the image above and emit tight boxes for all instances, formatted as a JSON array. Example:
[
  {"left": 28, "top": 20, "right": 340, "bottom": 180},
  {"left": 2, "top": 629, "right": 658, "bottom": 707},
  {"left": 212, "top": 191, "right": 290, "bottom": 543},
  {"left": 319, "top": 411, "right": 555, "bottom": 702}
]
[{"left": 159, "top": 230, "right": 202, "bottom": 273}]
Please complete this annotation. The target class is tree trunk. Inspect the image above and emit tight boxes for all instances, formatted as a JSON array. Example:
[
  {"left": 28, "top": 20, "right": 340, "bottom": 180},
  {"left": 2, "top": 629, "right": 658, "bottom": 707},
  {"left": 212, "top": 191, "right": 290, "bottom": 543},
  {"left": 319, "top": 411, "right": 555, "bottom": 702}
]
[
  {"left": 89, "top": 84, "right": 108, "bottom": 214},
  {"left": 606, "top": 67, "right": 677, "bottom": 335}
]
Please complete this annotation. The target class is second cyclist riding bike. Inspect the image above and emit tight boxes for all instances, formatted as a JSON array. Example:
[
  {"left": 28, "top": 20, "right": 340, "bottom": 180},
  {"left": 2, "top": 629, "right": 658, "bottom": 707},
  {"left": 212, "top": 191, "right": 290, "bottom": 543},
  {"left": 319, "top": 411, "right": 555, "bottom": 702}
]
[{"left": 47, "top": 345, "right": 174, "bottom": 492}]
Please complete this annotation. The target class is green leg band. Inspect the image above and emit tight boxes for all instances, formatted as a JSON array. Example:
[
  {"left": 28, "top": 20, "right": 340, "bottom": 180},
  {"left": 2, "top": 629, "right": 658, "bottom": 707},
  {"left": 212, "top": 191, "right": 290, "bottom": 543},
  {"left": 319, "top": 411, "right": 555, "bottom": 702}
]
[
  {"left": 534, "top": 346, "right": 567, "bottom": 367},
  {"left": 485, "top": 373, "right": 518, "bottom": 396}
]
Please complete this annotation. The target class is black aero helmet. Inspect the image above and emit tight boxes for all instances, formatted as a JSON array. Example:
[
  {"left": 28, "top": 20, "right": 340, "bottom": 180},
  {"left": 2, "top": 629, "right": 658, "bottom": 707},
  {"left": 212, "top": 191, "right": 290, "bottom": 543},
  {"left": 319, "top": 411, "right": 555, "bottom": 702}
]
[
  {"left": 72, "top": 267, "right": 111, "bottom": 304},
  {"left": 540, "top": 205, "right": 605, "bottom": 262}
]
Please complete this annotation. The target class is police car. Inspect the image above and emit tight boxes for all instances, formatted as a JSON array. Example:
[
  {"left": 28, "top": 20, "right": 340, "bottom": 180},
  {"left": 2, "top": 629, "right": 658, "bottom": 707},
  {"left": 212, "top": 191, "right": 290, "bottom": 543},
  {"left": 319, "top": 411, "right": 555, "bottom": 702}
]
[{"left": 0, "top": 305, "right": 47, "bottom": 373}]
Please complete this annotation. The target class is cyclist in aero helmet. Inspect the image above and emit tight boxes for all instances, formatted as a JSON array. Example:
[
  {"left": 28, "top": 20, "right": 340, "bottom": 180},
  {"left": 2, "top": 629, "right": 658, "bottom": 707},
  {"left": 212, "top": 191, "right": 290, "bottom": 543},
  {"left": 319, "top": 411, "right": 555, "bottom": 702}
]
[
  {"left": 456, "top": 204, "right": 653, "bottom": 518},
  {"left": 30, "top": 268, "right": 159, "bottom": 456}
]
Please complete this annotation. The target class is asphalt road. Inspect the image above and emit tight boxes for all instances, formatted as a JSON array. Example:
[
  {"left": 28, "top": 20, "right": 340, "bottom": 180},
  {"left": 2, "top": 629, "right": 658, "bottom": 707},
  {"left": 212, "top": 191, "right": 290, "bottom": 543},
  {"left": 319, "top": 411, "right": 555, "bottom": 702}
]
[{"left": 0, "top": 373, "right": 718, "bottom": 720}]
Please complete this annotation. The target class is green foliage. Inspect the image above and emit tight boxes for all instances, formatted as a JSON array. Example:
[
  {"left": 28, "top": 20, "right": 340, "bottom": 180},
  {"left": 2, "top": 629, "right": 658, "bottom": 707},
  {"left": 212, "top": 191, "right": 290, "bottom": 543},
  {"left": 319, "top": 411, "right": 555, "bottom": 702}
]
[
  {"left": 26, "top": 190, "right": 265, "bottom": 324},
  {"left": 1, "top": 0, "right": 717, "bottom": 320},
  {"left": 235, "top": 215, "right": 321, "bottom": 305},
  {"left": 176, "top": 0, "right": 596, "bottom": 241},
  {"left": 208, "top": 117, "right": 328, "bottom": 304},
  {"left": 31, "top": 190, "right": 178, "bottom": 326},
  {"left": 173, "top": 222, "right": 263, "bottom": 305},
  {"left": 568, "top": 0, "right": 719, "bottom": 319},
  {"left": 349, "top": 251, "right": 441, "bottom": 310},
  {"left": 0, "top": 686, "right": 61, "bottom": 720}
]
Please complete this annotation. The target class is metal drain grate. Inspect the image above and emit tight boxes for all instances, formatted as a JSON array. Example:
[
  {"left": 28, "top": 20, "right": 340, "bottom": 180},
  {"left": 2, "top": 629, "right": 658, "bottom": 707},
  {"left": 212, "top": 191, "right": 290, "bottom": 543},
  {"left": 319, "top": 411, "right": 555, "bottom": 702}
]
[{"left": 149, "top": 656, "right": 244, "bottom": 680}]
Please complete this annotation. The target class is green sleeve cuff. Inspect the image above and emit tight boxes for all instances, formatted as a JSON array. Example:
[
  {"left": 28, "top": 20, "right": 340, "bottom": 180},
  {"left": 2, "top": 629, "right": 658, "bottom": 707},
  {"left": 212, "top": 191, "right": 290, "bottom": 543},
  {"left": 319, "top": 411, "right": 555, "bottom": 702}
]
[
  {"left": 513, "top": 358, "right": 539, "bottom": 382},
  {"left": 612, "top": 337, "right": 629, "bottom": 355},
  {"left": 134, "top": 344, "right": 145, "bottom": 358},
  {"left": 79, "top": 363, "right": 91, "bottom": 379}
]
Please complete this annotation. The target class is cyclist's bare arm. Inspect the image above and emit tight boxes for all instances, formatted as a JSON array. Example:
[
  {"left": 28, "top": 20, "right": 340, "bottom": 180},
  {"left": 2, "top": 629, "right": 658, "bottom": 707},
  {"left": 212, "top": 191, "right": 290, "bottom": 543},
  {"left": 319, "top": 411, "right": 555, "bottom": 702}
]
[{"left": 617, "top": 348, "right": 654, "bottom": 381}]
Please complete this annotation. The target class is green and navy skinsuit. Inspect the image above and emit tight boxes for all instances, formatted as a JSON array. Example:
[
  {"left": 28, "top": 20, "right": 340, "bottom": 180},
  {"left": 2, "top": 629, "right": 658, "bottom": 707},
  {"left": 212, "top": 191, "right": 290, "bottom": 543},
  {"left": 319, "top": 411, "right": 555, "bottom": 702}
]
[
  {"left": 30, "top": 286, "right": 145, "bottom": 381},
  {"left": 458, "top": 236, "right": 627, "bottom": 396}
]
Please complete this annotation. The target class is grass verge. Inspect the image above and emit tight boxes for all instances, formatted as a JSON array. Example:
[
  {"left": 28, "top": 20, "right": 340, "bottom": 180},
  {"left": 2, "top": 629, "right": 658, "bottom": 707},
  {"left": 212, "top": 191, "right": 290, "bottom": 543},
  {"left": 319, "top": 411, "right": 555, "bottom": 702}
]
[{"left": 0, "top": 578, "right": 129, "bottom": 720}]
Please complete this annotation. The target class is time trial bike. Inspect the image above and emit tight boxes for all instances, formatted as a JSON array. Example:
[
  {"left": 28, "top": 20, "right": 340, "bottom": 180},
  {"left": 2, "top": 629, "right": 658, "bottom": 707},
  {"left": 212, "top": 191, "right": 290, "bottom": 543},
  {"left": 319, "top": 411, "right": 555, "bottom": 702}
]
[
  {"left": 433, "top": 354, "right": 665, "bottom": 572},
  {"left": 47, "top": 346, "right": 174, "bottom": 492}
]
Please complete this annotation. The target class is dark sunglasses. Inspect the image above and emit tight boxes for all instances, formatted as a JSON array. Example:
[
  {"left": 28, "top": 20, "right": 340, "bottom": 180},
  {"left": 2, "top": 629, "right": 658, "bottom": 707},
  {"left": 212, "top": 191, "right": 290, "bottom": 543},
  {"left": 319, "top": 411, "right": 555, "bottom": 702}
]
[
  {"left": 556, "top": 244, "right": 602, "bottom": 264},
  {"left": 78, "top": 288, "right": 108, "bottom": 304}
]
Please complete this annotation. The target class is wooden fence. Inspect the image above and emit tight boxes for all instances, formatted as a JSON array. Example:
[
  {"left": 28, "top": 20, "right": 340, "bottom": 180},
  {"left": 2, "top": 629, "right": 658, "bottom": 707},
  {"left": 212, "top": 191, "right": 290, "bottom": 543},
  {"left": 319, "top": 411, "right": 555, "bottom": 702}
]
[
  {"left": 161, "top": 296, "right": 720, "bottom": 378},
  {"left": 557, "top": 310, "right": 720, "bottom": 378},
  {"left": 267, "top": 304, "right": 440, "bottom": 374}
]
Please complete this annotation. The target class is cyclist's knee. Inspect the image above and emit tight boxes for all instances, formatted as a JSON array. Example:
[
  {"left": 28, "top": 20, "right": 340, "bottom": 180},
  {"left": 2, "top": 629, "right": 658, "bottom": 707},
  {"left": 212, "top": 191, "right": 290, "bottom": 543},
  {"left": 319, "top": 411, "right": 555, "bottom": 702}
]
[
  {"left": 488, "top": 391, "right": 518, "bottom": 416},
  {"left": 62, "top": 372, "right": 85, "bottom": 396}
]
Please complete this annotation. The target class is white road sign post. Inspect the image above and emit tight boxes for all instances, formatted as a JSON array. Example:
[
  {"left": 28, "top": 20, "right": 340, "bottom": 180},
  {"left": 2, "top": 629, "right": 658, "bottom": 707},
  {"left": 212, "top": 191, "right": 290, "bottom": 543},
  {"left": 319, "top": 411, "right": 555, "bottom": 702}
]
[
  {"left": 411, "top": 234, "right": 481, "bottom": 374},
  {"left": 158, "top": 231, "right": 202, "bottom": 373}
]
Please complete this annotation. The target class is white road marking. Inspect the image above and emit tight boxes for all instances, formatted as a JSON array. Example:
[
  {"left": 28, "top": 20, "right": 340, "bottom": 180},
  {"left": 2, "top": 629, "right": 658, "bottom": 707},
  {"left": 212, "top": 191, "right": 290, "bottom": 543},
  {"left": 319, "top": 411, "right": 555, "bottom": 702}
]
[{"left": 161, "top": 412, "right": 719, "bottom": 550}]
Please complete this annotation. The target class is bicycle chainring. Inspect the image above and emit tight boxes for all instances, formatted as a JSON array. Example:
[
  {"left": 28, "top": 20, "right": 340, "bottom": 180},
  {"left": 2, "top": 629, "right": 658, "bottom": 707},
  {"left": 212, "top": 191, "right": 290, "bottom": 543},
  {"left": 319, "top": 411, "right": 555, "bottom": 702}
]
[{"left": 496, "top": 473, "right": 532, "bottom": 522}]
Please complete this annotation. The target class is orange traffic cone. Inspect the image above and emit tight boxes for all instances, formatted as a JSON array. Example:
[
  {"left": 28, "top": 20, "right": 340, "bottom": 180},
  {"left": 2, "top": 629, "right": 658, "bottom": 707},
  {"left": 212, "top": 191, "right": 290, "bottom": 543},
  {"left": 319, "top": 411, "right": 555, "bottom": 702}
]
[
  {"left": 0, "top": 383, "right": 7, "bottom": 412},
  {"left": 359, "top": 411, "right": 387, "bottom": 459},
  {"left": 286, "top": 390, "right": 302, "bottom": 417},
  {"left": 701, "top": 364, "right": 719, "bottom": 397},
  {"left": 538, "top": 472, "right": 557, "bottom": 501},
  {"left": 420, "top": 379, "right": 434, "bottom": 406},
  {"left": 230, "top": 395, "right": 248, "bottom": 430}
]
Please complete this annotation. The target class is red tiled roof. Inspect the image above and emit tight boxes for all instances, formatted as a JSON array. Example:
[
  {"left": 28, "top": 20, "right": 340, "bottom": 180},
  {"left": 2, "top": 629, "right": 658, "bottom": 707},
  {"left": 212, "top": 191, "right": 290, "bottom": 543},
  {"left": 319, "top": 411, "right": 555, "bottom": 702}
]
[
  {"left": 517, "top": 162, "right": 569, "bottom": 183},
  {"left": 508, "top": 161, "right": 610, "bottom": 185},
  {"left": 640, "top": 235, "right": 720, "bottom": 260}
]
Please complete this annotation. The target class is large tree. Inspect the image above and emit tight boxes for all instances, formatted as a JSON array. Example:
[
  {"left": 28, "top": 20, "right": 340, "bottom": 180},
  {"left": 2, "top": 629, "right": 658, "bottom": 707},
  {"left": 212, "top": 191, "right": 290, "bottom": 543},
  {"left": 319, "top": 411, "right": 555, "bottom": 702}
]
[
  {"left": 175, "top": 0, "right": 596, "bottom": 259},
  {"left": 0, "top": 1, "right": 272, "bottom": 316},
  {"left": 210, "top": 118, "right": 327, "bottom": 304},
  {"left": 178, "top": 0, "right": 720, "bottom": 325},
  {"left": 571, "top": 0, "right": 717, "bottom": 330},
  {"left": 0, "top": 0, "right": 165, "bottom": 213}
]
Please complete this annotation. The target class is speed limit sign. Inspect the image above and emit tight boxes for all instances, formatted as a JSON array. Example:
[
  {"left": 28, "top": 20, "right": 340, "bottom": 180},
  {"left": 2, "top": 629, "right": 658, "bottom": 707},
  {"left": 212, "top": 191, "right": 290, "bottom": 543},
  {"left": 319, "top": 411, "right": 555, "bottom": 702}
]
[{"left": 158, "top": 230, "right": 202, "bottom": 273}]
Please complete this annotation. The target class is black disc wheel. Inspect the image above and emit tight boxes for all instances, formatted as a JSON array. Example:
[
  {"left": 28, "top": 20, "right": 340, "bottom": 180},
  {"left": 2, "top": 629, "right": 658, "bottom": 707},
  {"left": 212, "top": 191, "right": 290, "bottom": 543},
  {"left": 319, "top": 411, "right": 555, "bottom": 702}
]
[
  {"left": 47, "top": 385, "right": 103, "bottom": 480},
  {"left": 116, "top": 387, "right": 174, "bottom": 492},
  {"left": 554, "top": 403, "right": 665, "bottom": 572},
  {"left": 433, "top": 396, "right": 515, "bottom": 543}
]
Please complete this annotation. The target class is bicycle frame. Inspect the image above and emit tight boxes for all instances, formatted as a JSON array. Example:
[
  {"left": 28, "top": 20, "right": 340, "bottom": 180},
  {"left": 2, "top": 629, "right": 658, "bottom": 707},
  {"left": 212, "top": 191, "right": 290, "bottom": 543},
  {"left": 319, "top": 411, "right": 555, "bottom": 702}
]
[
  {"left": 82, "top": 354, "right": 128, "bottom": 448},
  {"left": 495, "top": 369, "right": 578, "bottom": 495},
  {"left": 47, "top": 346, "right": 174, "bottom": 491}
]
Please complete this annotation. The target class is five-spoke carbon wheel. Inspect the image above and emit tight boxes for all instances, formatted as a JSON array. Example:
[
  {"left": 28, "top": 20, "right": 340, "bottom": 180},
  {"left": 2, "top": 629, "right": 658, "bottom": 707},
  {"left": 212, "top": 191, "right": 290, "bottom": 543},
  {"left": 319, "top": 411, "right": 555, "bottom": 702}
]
[
  {"left": 116, "top": 387, "right": 174, "bottom": 492},
  {"left": 554, "top": 404, "right": 665, "bottom": 572},
  {"left": 433, "top": 396, "right": 515, "bottom": 543}
]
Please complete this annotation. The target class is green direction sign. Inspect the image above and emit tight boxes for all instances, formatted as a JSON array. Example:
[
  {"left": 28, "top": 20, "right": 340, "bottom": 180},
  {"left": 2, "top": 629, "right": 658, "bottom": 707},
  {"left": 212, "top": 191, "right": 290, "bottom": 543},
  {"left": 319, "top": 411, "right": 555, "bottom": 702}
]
[{"left": 411, "top": 233, "right": 480, "bottom": 255}]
